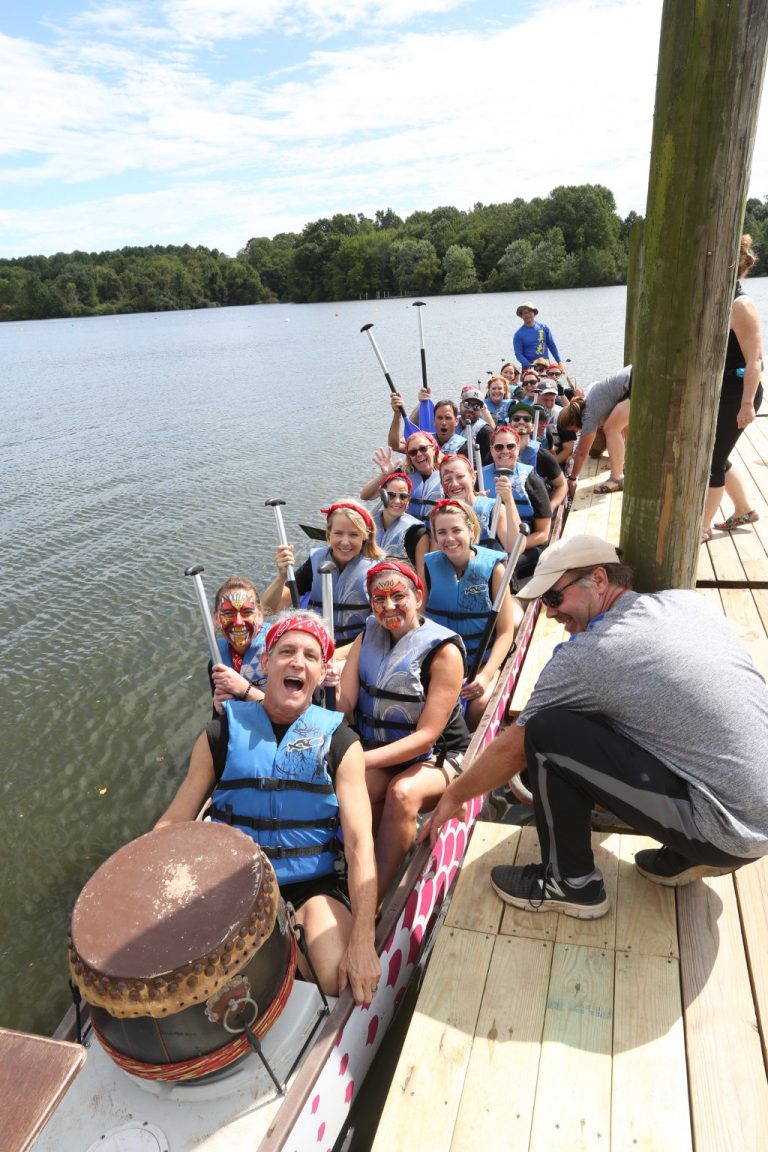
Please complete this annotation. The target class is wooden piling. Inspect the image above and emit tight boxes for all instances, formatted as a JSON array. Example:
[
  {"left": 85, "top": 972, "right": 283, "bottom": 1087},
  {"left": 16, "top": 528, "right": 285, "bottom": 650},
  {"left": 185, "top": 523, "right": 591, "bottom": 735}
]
[{"left": 620, "top": 0, "right": 768, "bottom": 591}]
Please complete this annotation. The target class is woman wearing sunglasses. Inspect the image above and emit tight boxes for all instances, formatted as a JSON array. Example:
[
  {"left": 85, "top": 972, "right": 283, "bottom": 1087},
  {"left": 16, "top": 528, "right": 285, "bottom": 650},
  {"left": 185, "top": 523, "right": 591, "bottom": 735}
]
[
  {"left": 438, "top": 453, "right": 520, "bottom": 553},
  {"left": 337, "top": 559, "right": 468, "bottom": 902},
  {"left": 480, "top": 426, "right": 553, "bottom": 577},
  {"left": 371, "top": 470, "right": 429, "bottom": 585},
  {"left": 425, "top": 499, "right": 522, "bottom": 729},
  {"left": 400, "top": 431, "right": 443, "bottom": 522},
  {"left": 506, "top": 404, "right": 568, "bottom": 513}
]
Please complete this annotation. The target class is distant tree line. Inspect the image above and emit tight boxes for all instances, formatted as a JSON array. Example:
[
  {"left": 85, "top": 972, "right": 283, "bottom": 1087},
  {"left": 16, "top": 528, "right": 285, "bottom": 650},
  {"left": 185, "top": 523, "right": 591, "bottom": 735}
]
[{"left": 2, "top": 187, "right": 765, "bottom": 322}]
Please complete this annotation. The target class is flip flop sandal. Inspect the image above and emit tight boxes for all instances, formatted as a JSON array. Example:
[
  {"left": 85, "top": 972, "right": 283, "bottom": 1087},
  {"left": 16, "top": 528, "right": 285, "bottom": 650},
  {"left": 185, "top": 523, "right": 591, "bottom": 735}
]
[{"left": 713, "top": 510, "right": 759, "bottom": 531}]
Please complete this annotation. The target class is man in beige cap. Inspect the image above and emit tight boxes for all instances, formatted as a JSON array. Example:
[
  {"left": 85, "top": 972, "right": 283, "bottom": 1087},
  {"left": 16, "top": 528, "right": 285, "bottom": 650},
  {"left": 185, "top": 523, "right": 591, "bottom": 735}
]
[
  {"left": 421, "top": 535, "right": 768, "bottom": 918},
  {"left": 513, "top": 302, "right": 564, "bottom": 371}
]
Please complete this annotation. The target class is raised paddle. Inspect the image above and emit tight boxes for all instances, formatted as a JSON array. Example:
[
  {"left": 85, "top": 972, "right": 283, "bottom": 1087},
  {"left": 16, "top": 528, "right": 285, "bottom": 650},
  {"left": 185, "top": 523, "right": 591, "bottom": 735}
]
[
  {"left": 184, "top": 564, "right": 221, "bottom": 666},
  {"left": 318, "top": 559, "right": 337, "bottom": 710},
  {"left": 412, "top": 301, "right": 435, "bottom": 433},
  {"left": 360, "top": 323, "right": 420, "bottom": 439},
  {"left": 265, "top": 499, "right": 300, "bottom": 609},
  {"left": 465, "top": 524, "right": 529, "bottom": 683}
]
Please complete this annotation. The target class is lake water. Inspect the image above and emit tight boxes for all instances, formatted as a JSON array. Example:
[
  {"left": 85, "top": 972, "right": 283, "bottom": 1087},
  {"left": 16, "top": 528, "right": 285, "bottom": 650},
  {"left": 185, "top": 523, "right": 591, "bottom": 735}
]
[{"left": 2, "top": 282, "right": 766, "bottom": 1037}]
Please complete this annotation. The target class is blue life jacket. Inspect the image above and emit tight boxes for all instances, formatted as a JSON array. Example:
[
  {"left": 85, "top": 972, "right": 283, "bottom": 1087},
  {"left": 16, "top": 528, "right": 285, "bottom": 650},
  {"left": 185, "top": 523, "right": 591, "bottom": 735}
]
[
  {"left": 438, "top": 432, "right": 467, "bottom": 455},
  {"left": 472, "top": 494, "right": 502, "bottom": 550},
  {"left": 486, "top": 398, "right": 511, "bottom": 426},
  {"left": 482, "top": 462, "right": 534, "bottom": 520},
  {"left": 373, "top": 508, "right": 423, "bottom": 558},
  {"left": 425, "top": 546, "right": 499, "bottom": 664},
  {"left": 407, "top": 470, "right": 442, "bottom": 522},
  {"left": 355, "top": 617, "right": 465, "bottom": 764},
  {"left": 307, "top": 548, "right": 372, "bottom": 644},
  {"left": 518, "top": 440, "right": 541, "bottom": 467},
  {"left": 211, "top": 702, "right": 344, "bottom": 885},
  {"left": 216, "top": 627, "right": 268, "bottom": 690}
]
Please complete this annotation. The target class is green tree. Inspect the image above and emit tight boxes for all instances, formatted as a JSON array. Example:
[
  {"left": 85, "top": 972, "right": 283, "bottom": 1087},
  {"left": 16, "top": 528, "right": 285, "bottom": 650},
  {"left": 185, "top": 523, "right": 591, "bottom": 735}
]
[
  {"left": 390, "top": 239, "right": 441, "bottom": 295},
  {"left": 442, "top": 244, "right": 480, "bottom": 294}
]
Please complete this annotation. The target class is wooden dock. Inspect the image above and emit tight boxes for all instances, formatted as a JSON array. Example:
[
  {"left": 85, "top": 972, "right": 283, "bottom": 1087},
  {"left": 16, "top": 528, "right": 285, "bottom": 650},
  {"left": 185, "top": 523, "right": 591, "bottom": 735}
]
[{"left": 373, "top": 420, "right": 768, "bottom": 1152}]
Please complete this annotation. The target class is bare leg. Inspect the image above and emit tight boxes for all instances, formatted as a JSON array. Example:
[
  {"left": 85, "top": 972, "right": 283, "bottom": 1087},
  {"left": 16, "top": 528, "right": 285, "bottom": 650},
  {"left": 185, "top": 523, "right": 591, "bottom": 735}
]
[
  {"left": 722, "top": 462, "right": 756, "bottom": 519},
  {"left": 602, "top": 398, "right": 630, "bottom": 480},
  {"left": 295, "top": 895, "right": 352, "bottom": 995},
  {"left": 465, "top": 668, "right": 501, "bottom": 731},
  {"left": 702, "top": 485, "right": 724, "bottom": 536},
  {"left": 375, "top": 761, "right": 453, "bottom": 902}
]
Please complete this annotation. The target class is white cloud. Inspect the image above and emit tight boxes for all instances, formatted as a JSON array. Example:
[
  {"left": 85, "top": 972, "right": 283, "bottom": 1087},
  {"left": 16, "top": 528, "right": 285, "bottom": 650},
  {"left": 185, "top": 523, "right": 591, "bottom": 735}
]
[{"left": 0, "top": 0, "right": 766, "bottom": 258}]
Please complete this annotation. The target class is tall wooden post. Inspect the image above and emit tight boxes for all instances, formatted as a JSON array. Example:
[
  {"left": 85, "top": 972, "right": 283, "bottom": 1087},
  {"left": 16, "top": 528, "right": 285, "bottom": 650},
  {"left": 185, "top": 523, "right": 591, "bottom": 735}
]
[
  {"left": 620, "top": 0, "right": 768, "bottom": 591},
  {"left": 623, "top": 218, "right": 644, "bottom": 368}
]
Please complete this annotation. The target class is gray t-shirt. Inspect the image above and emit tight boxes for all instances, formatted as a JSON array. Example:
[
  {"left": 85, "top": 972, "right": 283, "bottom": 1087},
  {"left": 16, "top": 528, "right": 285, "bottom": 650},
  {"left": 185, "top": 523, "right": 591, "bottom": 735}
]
[
  {"left": 518, "top": 590, "right": 768, "bottom": 857},
  {"left": 581, "top": 366, "right": 632, "bottom": 434}
]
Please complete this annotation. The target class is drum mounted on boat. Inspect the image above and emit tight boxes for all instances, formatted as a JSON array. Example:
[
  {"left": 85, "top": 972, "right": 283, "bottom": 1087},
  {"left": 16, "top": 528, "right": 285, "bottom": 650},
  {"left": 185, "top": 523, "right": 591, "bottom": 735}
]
[{"left": 68, "top": 821, "right": 296, "bottom": 1083}]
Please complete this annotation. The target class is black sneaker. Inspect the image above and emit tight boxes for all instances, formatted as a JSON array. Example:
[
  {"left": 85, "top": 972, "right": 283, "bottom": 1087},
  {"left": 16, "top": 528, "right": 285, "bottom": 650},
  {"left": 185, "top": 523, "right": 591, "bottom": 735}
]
[
  {"left": 490, "top": 862, "right": 609, "bottom": 919},
  {"left": 634, "top": 845, "right": 738, "bottom": 887}
]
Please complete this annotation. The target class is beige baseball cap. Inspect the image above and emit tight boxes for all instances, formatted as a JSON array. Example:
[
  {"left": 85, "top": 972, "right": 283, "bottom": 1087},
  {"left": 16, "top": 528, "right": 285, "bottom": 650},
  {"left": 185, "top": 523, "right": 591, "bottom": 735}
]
[{"left": 519, "top": 535, "right": 622, "bottom": 599}]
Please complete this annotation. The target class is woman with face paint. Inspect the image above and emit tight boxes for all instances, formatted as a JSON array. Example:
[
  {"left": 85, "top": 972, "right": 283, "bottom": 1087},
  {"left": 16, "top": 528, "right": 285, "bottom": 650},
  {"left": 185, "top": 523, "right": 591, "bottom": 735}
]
[
  {"left": 337, "top": 560, "right": 469, "bottom": 903},
  {"left": 206, "top": 577, "right": 268, "bottom": 713},
  {"left": 262, "top": 500, "right": 384, "bottom": 653},
  {"left": 425, "top": 500, "right": 522, "bottom": 730}
]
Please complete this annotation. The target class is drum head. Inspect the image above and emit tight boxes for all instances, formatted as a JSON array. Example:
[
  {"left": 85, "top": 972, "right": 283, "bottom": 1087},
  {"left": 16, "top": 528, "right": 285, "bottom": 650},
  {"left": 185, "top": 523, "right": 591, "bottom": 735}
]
[{"left": 70, "top": 822, "right": 280, "bottom": 1018}]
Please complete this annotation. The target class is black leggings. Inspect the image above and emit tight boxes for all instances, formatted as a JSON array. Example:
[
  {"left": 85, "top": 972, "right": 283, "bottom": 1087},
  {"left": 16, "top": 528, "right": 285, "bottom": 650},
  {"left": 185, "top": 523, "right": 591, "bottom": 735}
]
[
  {"left": 709, "top": 377, "right": 763, "bottom": 487},
  {"left": 524, "top": 708, "right": 749, "bottom": 880}
]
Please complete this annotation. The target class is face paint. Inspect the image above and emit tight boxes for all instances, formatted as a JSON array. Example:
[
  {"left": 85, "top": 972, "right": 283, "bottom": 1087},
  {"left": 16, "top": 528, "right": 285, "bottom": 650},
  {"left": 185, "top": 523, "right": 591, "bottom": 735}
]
[
  {"left": 370, "top": 577, "right": 415, "bottom": 631},
  {"left": 218, "top": 592, "right": 260, "bottom": 654}
]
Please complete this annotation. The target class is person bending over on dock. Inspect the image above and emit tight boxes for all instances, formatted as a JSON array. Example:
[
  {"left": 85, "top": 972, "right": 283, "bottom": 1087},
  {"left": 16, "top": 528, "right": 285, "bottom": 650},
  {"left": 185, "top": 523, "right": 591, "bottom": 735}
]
[
  {"left": 156, "top": 611, "right": 380, "bottom": 1004},
  {"left": 561, "top": 365, "right": 632, "bottom": 496},
  {"left": 513, "top": 302, "right": 564, "bottom": 370},
  {"left": 421, "top": 535, "right": 768, "bottom": 919}
]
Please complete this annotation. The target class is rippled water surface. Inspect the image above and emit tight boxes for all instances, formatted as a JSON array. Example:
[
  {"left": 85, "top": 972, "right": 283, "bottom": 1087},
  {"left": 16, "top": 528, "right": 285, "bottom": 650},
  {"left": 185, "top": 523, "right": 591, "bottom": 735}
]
[{"left": 2, "top": 282, "right": 766, "bottom": 1036}]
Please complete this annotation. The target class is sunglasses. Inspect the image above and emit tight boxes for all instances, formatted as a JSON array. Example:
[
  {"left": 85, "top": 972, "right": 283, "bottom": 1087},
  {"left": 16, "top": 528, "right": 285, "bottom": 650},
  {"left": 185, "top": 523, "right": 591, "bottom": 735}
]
[
  {"left": 462, "top": 400, "right": 483, "bottom": 410},
  {"left": 492, "top": 442, "right": 517, "bottom": 451},
  {"left": 407, "top": 445, "right": 431, "bottom": 457},
  {"left": 511, "top": 414, "right": 533, "bottom": 424},
  {"left": 541, "top": 575, "right": 583, "bottom": 609},
  {"left": 384, "top": 491, "right": 409, "bottom": 501}
]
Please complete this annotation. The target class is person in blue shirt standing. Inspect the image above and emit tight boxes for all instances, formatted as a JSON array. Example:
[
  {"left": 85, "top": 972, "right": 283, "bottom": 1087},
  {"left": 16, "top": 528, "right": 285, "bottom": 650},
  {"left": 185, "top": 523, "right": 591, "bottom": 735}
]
[{"left": 513, "top": 302, "right": 564, "bottom": 370}]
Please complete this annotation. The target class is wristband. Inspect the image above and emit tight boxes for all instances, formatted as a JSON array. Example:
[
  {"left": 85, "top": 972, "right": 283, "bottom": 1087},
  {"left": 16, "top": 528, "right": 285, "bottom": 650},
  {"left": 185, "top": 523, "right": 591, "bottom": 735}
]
[{"left": 238, "top": 682, "right": 252, "bottom": 701}]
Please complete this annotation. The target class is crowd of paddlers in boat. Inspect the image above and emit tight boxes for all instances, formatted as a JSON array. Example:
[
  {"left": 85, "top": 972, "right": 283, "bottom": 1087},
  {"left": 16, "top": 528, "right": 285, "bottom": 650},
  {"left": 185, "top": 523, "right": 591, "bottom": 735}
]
[{"left": 151, "top": 299, "right": 609, "bottom": 1013}]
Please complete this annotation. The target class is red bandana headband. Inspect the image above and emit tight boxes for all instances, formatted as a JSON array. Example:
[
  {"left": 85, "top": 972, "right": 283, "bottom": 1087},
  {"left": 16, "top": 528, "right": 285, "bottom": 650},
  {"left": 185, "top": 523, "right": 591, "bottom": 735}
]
[
  {"left": 439, "top": 453, "right": 474, "bottom": 475},
  {"left": 379, "top": 471, "right": 414, "bottom": 492},
  {"left": 431, "top": 498, "right": 467, "bottom": 517},
  {"left": 320, "top": 502, "right": 375, "bottom": 533},
  {"left": 264, "top": 616, "right": 335, "bottom": 663},
  {"left": 366, "top": 560, "right": 425, "bottom": 598}
]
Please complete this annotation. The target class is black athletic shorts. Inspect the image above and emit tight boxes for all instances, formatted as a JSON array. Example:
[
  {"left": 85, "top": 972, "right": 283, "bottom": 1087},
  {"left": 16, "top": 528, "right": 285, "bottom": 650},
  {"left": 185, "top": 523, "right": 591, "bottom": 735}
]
[{"left": 281, "top": 872, "right": 351, "bottom": 912}]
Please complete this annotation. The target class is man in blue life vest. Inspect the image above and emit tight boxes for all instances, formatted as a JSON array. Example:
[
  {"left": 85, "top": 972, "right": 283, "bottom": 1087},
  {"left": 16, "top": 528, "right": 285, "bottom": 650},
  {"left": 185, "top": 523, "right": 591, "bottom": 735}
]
[
  {"left": 421, "top": 535, "right": 768, "bottom": 919},
  {"left": 156, "top": 611, "right": 380, "bottom": 1005}
]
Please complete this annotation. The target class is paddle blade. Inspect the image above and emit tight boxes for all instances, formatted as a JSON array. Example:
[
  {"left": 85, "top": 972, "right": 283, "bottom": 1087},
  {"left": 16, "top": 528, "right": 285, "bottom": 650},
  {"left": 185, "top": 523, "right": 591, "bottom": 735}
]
[
  {"left": 418, "top": 398, "right": 436, "bottom": 434},
  {"left": 403, "top": 415, "right": 421, "bottom": 439}
]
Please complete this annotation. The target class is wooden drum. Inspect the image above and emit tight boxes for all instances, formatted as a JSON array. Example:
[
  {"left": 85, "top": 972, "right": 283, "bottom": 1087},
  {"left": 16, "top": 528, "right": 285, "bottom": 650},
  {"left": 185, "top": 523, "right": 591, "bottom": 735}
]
[{"left": 68, "top": 822, "right": 296, "bottom": 1082}]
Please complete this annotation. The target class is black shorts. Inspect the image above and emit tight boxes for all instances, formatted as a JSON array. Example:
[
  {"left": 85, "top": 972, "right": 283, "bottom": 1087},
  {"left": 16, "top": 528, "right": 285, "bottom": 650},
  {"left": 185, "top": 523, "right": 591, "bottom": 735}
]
[{"left": 281, "top": 872, "right": 351, "bottom": 912}]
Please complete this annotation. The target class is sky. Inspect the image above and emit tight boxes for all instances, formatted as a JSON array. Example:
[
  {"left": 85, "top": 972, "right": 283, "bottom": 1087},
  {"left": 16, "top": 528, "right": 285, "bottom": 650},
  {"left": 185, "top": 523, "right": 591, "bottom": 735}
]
[{"left": 1, "top": 0, "right": 766, "bottom": 259}]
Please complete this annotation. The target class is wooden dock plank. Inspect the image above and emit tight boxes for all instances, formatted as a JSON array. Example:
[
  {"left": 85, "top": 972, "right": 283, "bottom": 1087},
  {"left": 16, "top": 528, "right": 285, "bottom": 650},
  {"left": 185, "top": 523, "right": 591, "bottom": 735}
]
[
  {"left": 528, "top": 944, "right": 614, "bottom": 1152},
  {"left": 735, "top": 856, "right": 768, "bottom": 1067},
  {"left": 444, "top": 822, "right": 520, "bottom": 934},
  {"left": 720, "top": 588, "right": 768, "bottom": 679},
  {"left": 370, "top": 927, "right": 495, "bottom": 1152},
  {"left": 615, "top": 834, "right": 678, "bottom": 958},
  {"left": 611, "top": 951, "right": 692, "bottom": 1152},
  {"left": 449, "top": 936, "right": 553, "bottom": 1152},
  {"left": 678, "top": 874, "right": 768, "bottom": 1152}
]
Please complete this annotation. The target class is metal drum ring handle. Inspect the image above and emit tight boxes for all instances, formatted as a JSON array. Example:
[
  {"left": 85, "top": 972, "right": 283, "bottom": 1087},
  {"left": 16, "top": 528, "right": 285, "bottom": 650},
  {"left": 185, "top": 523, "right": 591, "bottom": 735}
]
[{"left": 222, "top": 995, "right": 259, "bottom": 1034}]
